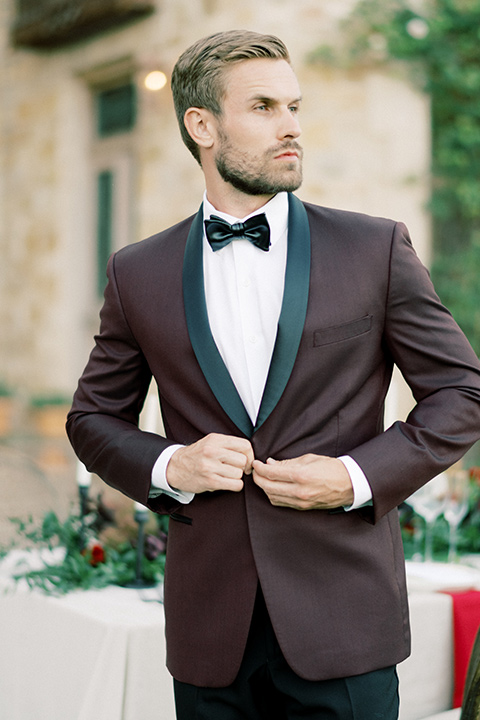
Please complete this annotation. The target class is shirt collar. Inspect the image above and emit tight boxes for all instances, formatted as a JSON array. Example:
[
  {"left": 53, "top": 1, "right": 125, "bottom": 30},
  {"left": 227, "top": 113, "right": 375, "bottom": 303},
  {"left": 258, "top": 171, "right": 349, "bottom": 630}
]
[{"left": 203, "top": 192, "right": 289, "bottom": 249}]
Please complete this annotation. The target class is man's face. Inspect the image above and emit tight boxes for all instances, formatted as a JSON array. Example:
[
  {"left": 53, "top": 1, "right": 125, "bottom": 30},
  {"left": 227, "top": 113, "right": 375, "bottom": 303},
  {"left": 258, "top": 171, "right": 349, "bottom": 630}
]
[{"left": 213, "top": 58, "right": 303, "bottom": 197}]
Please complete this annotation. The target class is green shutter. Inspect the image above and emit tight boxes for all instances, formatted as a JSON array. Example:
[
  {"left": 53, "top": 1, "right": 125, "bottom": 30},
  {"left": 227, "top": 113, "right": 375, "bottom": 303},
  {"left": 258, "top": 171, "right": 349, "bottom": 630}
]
[
  {"left": 96, "top": 83, "right": 136, "bottom": 137},
  {"left": 97, "top": 170, "right": 113, "bottom": 296}
]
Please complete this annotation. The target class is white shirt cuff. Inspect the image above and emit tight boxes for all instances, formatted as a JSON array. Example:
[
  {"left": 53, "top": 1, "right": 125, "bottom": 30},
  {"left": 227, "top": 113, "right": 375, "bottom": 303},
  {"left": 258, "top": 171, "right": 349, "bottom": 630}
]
[
  {"left": 149, "top": 445, "right": 195, "bottom": 504},
  {"left": 338, "top": 455, "right": 373, "bottom": 511}
]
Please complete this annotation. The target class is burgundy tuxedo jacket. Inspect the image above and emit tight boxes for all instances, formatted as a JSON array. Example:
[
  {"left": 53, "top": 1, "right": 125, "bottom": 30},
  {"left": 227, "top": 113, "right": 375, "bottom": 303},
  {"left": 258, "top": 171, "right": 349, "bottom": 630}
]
[{"left": 67, "top": 195, "right": 480, "bottom": 687}]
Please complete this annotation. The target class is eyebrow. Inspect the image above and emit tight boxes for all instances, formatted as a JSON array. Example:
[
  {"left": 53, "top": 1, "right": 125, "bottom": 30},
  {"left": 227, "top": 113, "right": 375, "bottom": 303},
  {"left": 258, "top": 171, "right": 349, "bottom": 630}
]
[{"left": 250, "top": 95, "right": 302, "bottom": 106}]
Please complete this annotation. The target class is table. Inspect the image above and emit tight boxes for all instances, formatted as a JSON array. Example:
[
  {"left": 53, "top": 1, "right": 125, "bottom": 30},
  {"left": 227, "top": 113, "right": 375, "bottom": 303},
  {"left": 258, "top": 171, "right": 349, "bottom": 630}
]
[
  {"left": 0, "top": 562, "right": 176, "bottom": 720},
  {"left": 398, "top": 590, "right": 454, "bottom": 719},
  {"left": 399, "top": 560, "right": 480, "bottom": 720},
  {"left": 1, "top": 555, "right": 479, "bottom": 720}
]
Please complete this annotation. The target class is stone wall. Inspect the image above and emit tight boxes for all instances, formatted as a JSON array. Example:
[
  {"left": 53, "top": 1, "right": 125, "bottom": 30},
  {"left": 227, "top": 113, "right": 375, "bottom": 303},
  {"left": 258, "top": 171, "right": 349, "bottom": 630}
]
[{"left": 0, "top": 0, "right": 430, "bottom": 416}]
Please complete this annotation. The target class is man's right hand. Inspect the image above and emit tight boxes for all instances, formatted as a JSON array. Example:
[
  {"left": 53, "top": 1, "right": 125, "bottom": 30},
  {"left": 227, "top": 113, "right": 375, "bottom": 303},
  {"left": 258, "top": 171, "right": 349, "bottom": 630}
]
[{"left": 166, "top": 433, "right": 254, "bottom": 495}]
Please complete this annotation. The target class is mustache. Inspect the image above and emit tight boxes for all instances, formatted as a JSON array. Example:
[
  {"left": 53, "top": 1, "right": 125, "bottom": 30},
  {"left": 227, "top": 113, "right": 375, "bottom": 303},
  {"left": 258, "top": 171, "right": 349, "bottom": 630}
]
[{"left": 270, "top": 141, "right": 303, "bottom": 155}]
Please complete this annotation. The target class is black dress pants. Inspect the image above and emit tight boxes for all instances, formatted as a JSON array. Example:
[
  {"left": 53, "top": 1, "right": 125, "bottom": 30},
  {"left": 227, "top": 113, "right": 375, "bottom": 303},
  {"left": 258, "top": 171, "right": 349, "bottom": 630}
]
[{"left": 174, "top": 587, "right": 399, "bottom": 720}]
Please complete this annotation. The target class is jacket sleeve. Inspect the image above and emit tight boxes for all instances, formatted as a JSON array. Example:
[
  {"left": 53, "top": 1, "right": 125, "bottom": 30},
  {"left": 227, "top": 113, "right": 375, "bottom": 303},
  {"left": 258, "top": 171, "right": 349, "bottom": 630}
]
[
  {"left": 348, "top": 222, "right": 480, "bottom": 522},
  {"left": 66, "top": 252, "right": 177, "bottom": 509}
]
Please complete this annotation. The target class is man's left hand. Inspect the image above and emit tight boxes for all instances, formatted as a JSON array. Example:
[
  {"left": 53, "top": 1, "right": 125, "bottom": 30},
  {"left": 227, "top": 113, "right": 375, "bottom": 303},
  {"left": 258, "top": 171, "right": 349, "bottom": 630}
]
[{"left": 252, "top": 454, "right": 354, "bottom": 511}]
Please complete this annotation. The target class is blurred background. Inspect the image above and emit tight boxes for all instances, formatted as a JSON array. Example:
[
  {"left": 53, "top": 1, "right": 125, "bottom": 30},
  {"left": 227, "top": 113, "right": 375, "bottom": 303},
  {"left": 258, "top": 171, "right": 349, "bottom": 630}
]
[{"left": 0, "top": 0, "right": 479, "bottom": 541}]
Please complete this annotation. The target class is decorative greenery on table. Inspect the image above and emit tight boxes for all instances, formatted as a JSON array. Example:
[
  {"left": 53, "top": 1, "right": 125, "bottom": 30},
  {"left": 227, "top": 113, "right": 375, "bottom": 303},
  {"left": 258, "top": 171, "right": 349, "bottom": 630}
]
[
  {"left": 400, "top": 467, "right": 480, "bottom": 560},
  {"left": 309, "top": 0, "right": 480, "bottom": 357},
  {"left": 4, "top": 465, "right": 480, "bottom": 592},
  {"left": 3, "top": 495, "right": 168, "bottom": 595}
]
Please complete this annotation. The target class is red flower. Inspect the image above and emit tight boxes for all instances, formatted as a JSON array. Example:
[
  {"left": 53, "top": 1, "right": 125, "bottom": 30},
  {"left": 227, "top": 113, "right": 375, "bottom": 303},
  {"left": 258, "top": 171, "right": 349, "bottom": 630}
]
[
  {"left": 82, "top": 539, "right": 106, "bottom": 566},
  {"left": 89, "top": 543, "right": 105, "bottom": 566},
  {"left": 469, "top": 467, "right": 480, "bottom": 485}
]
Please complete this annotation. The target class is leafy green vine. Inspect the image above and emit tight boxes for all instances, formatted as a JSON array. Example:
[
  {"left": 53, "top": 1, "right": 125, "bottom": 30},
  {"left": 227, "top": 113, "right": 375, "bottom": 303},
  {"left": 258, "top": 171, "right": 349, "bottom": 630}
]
[{"left": 310, "top": 0, "right": 480, "bottom": 356}]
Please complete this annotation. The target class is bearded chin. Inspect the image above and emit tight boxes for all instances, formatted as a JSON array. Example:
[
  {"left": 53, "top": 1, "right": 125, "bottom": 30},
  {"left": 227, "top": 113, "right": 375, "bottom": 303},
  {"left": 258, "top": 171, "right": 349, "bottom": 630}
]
[{"left": 215, "top": 153, "right": 302, "bottom": 196}]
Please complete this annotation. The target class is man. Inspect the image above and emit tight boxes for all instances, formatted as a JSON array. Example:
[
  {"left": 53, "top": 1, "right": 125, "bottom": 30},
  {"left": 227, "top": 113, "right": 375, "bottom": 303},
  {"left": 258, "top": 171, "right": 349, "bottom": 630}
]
[{"left": 67, "top": 30, "right": 480, "bottom": 719}]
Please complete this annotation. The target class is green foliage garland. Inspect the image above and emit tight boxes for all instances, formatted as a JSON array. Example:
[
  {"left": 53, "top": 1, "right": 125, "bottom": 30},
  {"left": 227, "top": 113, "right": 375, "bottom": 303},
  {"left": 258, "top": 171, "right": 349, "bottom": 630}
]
[{"left": 3, "top": 500, "right": 167, "bottom": 595}]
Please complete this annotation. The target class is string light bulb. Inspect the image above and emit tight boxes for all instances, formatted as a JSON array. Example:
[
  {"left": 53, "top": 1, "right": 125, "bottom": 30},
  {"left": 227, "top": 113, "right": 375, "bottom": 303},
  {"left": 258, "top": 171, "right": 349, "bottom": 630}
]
[{"left": 144, "top": 70, "right": 168, "bottom": 91}]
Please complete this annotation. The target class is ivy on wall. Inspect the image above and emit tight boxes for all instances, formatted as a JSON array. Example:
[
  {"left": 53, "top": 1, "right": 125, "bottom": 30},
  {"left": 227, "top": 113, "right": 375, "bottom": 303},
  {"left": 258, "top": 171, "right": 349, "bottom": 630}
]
[{"left": 310, "top": 0, "right": 480, "bottom": 355}]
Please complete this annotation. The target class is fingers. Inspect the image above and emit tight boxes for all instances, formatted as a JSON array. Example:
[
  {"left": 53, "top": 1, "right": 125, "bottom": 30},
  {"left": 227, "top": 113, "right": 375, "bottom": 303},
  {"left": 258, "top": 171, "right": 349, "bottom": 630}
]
[
  {"left": 252, "top": 457, "right": 299, "bottom": 490},
  {"left": 166, "top": 434, "right": 254, "bottom": 495},
  {"left": 242, "top": 442, "right": 255, "bottom": 475},
  {"left": 167, "top": 442, "right": 353, "bottom": 510},
  {"left": 253, "top": 457, "right": 293, "bottom": 479},
  {"left": 252, "top": 455, "right": 354, "bottom": 510},
  {"left": 207, "top": 434, "right": 254, "bottom": 476},
  {"left": 252, "top": 458, "right": 300, "bottom": 505}
]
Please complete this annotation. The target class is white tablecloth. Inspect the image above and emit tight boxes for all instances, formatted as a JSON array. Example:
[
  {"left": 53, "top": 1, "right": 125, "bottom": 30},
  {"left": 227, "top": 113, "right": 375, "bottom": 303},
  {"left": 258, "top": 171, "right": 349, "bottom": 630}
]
[
  {"left": 0, "top": 575, "right": 176, "bottom": 720},
  {"left": 399, "top": 559, "right": 480, "bottom": 720},
  {"left": 2, "top": 555, "right": 480, "bottom": 720},
  {"left": 398, "top": 591, "right": 454, "bottom": 719}
]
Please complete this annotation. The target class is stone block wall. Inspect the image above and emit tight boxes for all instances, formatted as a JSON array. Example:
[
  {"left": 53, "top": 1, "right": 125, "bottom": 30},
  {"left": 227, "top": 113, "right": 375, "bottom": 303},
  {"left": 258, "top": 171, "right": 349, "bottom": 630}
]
[{"left": 0, "top": 0, "right": 430, "bottom": 418}]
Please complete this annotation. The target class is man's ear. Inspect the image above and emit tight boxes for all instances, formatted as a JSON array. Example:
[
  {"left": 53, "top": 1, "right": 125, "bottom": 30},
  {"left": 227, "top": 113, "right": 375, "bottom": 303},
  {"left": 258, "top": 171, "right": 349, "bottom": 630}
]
[{"left": 183, "top": 107, "right": 216, "bottom": 150}]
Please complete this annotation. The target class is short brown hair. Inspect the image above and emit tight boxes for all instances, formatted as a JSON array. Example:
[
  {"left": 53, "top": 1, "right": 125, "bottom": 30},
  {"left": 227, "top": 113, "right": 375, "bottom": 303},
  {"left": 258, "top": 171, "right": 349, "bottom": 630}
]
[{"left": 171, "top": 30, "right": 290, "bottom": 164}]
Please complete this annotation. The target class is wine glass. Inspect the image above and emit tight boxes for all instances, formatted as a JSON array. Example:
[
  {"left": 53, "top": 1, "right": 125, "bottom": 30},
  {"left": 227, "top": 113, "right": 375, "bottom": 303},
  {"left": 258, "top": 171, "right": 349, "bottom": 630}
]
[
  {"left": 444, "top": 470, "right": 470, "bottom": 562},
  {"left": 407, "top": 473, "right": 448, "bottom": 561}
]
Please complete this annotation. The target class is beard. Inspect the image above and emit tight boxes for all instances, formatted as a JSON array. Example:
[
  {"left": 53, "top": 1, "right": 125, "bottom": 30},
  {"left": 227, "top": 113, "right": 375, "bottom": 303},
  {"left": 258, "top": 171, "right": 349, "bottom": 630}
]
[{"left": 215, "top": 132, "right": 303, "bottom": 196}]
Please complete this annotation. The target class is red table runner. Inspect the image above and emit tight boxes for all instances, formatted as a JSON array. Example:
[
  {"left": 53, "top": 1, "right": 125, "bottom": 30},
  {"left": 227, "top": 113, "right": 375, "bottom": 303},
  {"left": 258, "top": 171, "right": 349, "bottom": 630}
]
[{"left": 443, "top": 590, "right": 480, "bottom": 707}]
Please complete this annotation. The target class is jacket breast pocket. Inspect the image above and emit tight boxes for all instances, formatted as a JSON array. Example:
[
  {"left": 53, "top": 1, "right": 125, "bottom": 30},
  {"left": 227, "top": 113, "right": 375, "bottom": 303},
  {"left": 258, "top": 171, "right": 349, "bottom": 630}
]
[{"left": 313, "top": 315, "right": 372, "bottom": 347}]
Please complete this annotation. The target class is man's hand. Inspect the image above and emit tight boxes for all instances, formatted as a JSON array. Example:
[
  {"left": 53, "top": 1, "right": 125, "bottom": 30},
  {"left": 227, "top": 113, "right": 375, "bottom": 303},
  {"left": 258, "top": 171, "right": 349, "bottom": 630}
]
[
  {"left": 252, "top": 454, "right": 354, "bottom": 511},
  {"left": 166, "top": 433, "right": 254, "bottom": 495}
]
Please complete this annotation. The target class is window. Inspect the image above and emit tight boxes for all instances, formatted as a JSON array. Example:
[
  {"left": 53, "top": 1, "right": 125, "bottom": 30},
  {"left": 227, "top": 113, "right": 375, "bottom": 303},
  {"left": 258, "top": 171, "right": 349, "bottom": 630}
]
[
  {"left": 93, "top": 79, "right": 137, "bottom": 296},
  {"left": 96, "top": 82, "right": 137, "bottom": 137},
  {"left": 96, "top": 170, "right": 113, "bottom": 296}
]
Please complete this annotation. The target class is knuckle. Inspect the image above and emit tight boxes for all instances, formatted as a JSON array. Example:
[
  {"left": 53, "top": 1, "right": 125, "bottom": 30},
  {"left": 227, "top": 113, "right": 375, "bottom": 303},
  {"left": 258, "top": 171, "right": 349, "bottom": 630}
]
[
  {"left": 297, "top": 485, "right": 315, "bottom": 503},
  {"left": 204, "top": 432, "right": 219, "bottom": 445},
  {"left": 203, "top": 441, "right": 218, "bottom": 459},
  {"left": 198, "top": 456, "right": 214, "bottom": 475}
]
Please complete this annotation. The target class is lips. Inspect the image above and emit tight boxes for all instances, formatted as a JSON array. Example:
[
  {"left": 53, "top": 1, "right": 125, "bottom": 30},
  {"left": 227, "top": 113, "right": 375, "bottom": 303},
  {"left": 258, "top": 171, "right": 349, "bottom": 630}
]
[
  {"left": 273, "top": 143, "right": 302, "bottom": 160},
  {"left": 276, "top": 151, "right": 299, "bottom": 159}
]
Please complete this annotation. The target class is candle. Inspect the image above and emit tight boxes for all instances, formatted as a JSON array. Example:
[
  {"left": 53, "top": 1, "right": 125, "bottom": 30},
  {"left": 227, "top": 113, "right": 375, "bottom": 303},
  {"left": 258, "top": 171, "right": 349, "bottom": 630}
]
[
  {"left": 76, "top": 461, "right": 92, "bottom": 488},
  {"left": 141, "top": 393, "right": 158, "bottom": 433},
  {"left": 134, "top": 501, "right": 149, "bottom": 515}
]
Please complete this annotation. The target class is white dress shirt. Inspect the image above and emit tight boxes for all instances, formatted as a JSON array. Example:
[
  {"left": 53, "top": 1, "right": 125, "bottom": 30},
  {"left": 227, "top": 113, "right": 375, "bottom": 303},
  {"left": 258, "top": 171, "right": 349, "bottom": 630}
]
[{"left": 150, "top": 192, "right": 372, "bottom": 510}]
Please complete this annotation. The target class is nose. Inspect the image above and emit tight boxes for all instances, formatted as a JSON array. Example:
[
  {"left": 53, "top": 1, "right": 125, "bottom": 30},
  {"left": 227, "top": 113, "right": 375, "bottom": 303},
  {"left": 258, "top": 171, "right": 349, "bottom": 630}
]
[{"left": 278, "top": 106, "right": 301, "bottom": 140}]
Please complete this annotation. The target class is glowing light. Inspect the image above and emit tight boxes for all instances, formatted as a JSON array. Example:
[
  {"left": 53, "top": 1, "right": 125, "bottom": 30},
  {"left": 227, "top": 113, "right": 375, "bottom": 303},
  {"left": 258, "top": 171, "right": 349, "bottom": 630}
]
[{"left": 144, "top": 71, "right": 167, "bottom": 91}]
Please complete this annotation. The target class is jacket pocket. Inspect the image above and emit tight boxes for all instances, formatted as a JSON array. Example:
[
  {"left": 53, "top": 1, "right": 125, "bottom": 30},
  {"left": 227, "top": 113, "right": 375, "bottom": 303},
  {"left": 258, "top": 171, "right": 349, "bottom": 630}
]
[{"left": 314, "top": 314, "right": 372, "bottom": 347}]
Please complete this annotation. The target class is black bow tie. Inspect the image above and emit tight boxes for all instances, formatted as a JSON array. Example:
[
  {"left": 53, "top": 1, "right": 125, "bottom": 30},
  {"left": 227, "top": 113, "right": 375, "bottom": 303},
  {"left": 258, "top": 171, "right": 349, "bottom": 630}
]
[{"left": 204, "top": 214, "right": 271, "bottom": 252}]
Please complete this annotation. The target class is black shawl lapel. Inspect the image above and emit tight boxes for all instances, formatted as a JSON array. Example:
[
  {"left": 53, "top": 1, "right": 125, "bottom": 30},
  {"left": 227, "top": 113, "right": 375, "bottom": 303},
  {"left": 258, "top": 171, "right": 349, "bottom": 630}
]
[
  {"left": 255, "top": 194, "right": 311, "bottom": 430},
  {"left": 182, "top": 194, "right": 311, "bottom": 437}
]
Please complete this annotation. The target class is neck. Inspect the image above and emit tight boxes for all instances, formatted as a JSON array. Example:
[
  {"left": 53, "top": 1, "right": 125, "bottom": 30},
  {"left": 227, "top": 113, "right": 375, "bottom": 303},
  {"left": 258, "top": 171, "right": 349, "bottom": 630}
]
[{"left": 204, "top": 177, "right": 274, "bottom": 219}]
